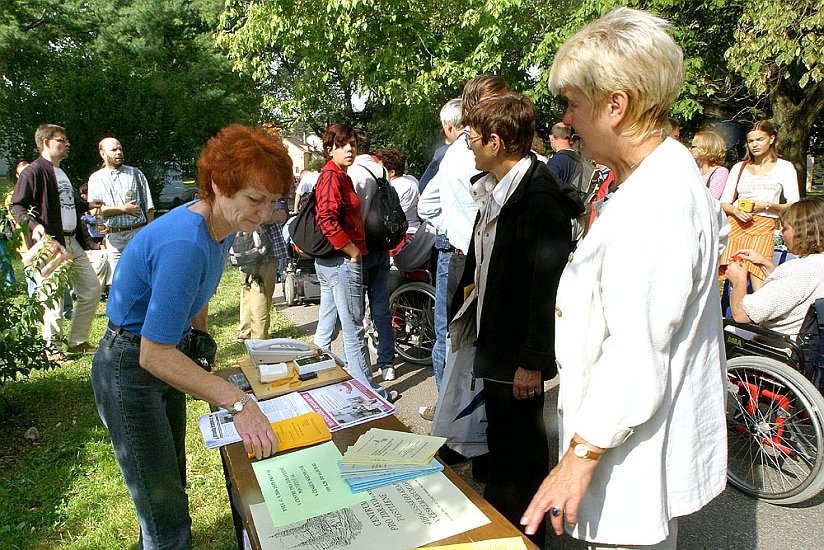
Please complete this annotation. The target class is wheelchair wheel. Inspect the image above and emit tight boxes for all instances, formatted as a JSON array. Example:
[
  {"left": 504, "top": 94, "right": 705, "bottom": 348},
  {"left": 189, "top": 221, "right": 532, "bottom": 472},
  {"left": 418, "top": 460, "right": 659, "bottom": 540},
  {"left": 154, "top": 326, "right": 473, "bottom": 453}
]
[
  {"left": 283, "top": 272, "right": 296, "bottom": 306},
  {"left": 389, "top": 282, "right": 435, "bottom": 365},
  {"left": 726, "top": 356, "right": 824, "bottom": 505}
]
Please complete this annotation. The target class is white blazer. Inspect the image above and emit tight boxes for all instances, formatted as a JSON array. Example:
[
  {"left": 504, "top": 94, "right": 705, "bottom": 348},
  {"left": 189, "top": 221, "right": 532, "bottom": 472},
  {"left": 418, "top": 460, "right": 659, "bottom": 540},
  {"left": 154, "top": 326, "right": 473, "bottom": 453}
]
[{"left": 555, "top": 138, "right": 728, "bottom": 545}]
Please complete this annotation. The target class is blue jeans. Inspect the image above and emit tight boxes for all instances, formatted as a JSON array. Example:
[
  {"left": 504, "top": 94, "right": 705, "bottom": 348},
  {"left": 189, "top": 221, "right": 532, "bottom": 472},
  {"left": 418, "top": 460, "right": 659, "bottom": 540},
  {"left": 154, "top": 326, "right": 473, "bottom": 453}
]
[
  {"left": 362, "top": 250, "right": 393, "bottom": 368},
  {"left": 91, "top": 328, "right": 191, "bottom": 549},
  {"left": 314, "top": 256, "right": 388, "bottom": 399},
  {"left": 432, "top": 234, "right": 452, "bottom": 392}
]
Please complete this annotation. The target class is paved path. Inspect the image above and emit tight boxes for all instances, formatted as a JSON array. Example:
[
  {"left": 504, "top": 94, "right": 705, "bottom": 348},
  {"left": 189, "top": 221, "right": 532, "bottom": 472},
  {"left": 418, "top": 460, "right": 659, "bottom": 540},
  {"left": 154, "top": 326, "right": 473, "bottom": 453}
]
[{"left": 274, "top": 293, "right": 824, "bottom": 549}]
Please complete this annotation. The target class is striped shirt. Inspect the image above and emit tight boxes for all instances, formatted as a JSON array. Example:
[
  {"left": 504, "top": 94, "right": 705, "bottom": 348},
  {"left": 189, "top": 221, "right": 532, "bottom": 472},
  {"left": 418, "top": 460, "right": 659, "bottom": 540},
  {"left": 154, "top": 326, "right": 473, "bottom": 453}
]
[{"left": 87, "top": 165, "right": 154, "bottom": 229}]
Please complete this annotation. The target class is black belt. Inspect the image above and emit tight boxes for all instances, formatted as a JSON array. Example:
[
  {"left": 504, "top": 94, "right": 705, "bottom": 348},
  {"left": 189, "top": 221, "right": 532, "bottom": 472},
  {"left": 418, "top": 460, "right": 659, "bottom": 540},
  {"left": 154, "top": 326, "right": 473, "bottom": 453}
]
[
  {"left": 109, "top": 222, "right": 147, "bottom": 234},
  {"left": 63, "top": 230, "right": 76, "bottom": 237},
  {"left": 107, "top": 321, "right": 141, "bottom": 344}
]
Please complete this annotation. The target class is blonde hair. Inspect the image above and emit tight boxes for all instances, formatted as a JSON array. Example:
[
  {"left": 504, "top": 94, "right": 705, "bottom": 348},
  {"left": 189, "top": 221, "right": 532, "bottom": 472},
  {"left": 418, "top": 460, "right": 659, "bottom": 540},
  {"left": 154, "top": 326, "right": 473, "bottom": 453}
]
[
  {"left": 691, "top": 130, "right": 727, "bottom": 166},
  {"left": 548, "top": 7, "right": 683, "bottom": 143}
]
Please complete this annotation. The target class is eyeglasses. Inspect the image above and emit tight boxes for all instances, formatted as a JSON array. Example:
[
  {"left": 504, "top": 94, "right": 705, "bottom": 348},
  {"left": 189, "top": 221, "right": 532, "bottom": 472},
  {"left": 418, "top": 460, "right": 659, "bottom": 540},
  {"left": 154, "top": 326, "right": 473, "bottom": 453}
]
[
  {"left": 464, "top": 132, "right": 481, "bottom": 150},
  {"left": 52, "top": 137, "right": 68, "bottom": 143}
]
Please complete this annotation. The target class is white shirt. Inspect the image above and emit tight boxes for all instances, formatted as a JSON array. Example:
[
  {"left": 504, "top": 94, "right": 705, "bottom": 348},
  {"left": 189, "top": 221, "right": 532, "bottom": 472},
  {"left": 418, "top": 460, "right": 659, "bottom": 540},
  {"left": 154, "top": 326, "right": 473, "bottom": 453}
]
[
  {"left": 719, "top": 159, "right": 799, "bottom": 219},
  {"left": 417, "top": 136, "right": 480, "bottom": 253},
  {"left": 471, "top": 157, "right": 530, "bottom": 333},
  {"left": 555, "top": 138, "right": 727, "bottom": 544},
  {"left": 390, "top": 174, "right": 421, "bottom": 233},
  {"left": 348, "top": 154, "right": 386, "bottom": 221},
  {"left": 55, "top": 167, "right": 76, "bottom": 233},
  {"left": 742, "top": 253, "right": 824, "bottom": 337},
  {"left": 295, "top": 172, "right": 319, "bottom": 196}
]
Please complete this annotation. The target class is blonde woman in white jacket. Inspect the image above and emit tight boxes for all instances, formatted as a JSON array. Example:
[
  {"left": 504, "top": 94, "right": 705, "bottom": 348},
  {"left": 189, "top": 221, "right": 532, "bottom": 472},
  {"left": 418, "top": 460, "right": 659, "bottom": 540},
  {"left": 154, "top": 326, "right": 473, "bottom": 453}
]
[{"left": 521, "top": 8, "right": 728, "bottom": 548}]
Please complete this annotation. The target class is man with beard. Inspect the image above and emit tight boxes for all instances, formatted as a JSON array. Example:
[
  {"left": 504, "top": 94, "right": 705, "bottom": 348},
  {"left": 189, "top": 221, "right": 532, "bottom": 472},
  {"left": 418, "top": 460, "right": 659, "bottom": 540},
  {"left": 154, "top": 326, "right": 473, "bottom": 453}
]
[{"left": 87, "top": 137, "right": 154, "bottom": 276}]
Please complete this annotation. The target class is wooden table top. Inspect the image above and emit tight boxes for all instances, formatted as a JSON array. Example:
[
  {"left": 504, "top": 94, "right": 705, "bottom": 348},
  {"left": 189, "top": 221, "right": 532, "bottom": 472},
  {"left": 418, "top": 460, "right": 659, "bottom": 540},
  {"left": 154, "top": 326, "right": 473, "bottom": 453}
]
[{"left": 216, "top": 367, "right": 538, "bottom": 549}]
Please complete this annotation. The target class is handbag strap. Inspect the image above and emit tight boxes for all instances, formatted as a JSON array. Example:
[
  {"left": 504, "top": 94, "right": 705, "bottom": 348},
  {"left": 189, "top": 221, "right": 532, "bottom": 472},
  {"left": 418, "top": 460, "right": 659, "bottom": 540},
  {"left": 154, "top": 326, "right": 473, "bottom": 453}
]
[
  {"left": 705, "top": 167, "right": 718, "bottom": 189},
  {"left": 731, "top": 160, "right": 748, "bottom": 203}
]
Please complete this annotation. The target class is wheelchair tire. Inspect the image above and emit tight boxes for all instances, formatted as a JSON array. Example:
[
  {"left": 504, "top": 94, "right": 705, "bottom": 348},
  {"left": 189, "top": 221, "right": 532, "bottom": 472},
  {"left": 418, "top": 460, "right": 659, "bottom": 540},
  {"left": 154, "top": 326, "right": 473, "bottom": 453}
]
[
  {"left": 726, "top": 355, "right": 824, "bottom": 505},
  {"left": 389, "top": 281, "right": 435, "bottom": 365},
  {"left": 283, "top": 272, "right": 296, "bottom": 306}
]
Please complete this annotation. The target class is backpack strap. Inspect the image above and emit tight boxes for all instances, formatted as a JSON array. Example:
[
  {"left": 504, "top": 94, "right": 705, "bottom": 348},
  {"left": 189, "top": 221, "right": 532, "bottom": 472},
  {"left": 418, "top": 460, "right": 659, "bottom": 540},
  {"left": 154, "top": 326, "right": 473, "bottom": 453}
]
[{"left": 359, "top": 165, "right": 390, "bottom": 187}]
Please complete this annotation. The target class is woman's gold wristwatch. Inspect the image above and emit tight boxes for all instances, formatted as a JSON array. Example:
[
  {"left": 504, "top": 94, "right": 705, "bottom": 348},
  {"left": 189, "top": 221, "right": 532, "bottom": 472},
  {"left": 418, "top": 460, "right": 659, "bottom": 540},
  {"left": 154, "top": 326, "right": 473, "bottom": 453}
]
[{"left": 570, "top": 437, "right": 603, "bottom": 460}]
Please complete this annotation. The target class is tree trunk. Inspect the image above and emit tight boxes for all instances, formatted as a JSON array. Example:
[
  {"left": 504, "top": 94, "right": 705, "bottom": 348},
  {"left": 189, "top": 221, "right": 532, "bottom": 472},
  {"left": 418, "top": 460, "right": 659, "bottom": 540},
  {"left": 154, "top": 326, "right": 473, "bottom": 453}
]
[{"left": 771, "top": 79, "right": 824, "bottom": 198}]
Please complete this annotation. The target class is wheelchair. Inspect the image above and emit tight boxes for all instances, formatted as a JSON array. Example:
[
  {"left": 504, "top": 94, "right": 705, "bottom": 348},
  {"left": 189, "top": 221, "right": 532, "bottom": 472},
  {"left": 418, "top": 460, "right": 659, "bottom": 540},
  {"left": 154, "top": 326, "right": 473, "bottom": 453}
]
[
  {"left": 723, "top": 298, "right": 824, "bottom": 505},
  {"left": 366, "top": 263, "right": 437, "bottom": 366}
]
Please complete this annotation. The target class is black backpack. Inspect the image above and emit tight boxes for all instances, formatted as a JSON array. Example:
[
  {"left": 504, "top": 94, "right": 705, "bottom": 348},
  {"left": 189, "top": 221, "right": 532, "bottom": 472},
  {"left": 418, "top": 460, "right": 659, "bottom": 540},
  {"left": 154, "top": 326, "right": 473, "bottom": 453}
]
[
  {"left": 556, "top": 150, "right": 604, "bottom": 240},
  {"left": 360, "top": 166, "right": 407, "bottom": 252},
  {"left": 229, "top": 227, "right": 273, "bottom": 278},
  {"left": 288, "top": 174, "right": 335, "bottom": 258}
]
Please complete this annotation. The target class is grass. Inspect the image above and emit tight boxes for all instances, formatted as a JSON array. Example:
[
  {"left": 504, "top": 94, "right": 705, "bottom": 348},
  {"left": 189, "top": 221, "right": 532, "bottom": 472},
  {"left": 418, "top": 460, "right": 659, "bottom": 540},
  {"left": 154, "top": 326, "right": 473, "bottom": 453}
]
[{"left": 0, "top": 261, "right": 302, "bottom": 549}]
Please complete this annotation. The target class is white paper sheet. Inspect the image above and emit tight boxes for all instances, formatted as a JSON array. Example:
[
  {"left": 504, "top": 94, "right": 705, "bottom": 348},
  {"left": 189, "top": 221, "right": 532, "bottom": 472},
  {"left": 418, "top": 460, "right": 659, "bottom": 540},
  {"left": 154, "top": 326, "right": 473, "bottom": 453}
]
[
  {"left": 198, "top": 379, "right": 396, "bottom": 449},
  {"left": 249, "top": 471, "right": 490, "bottom": 550}
]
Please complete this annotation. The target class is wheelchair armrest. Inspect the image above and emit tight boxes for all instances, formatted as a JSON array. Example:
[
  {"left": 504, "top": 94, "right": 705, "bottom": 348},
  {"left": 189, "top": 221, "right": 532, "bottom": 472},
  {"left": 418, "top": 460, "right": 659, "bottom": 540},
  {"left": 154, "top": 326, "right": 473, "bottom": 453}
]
[
  {"left": 723, "top": 318, "right": 791, "bottom": 343},
  {"left": 723, "top": 318, "right": 802, "bottom": 363}
]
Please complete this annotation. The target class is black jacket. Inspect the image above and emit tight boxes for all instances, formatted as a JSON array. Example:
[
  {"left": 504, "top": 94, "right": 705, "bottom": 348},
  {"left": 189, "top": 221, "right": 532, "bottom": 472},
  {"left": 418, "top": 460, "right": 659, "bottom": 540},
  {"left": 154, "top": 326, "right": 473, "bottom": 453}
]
[
  {"left": 449, "top": 155, "right": 583, "bottom": 382},
  {"left": 11, "top": 156, "right": 91, "bottom": 249}
]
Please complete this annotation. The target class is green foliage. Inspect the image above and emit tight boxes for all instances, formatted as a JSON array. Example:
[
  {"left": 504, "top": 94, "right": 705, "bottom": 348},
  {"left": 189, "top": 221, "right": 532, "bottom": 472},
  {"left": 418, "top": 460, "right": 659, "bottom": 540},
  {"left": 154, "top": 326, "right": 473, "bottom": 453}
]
[
  {"left": 306, "top": 157, "right": 327, "bottom": 172},
  {"left": 0, "top": 0, "right": 261, "bottom": 195},
  {"left": 725, "top": 0, "right": 822, "bottom": 95},
  {"left": 0, "top": 264, "right": 294, "bottom": 547},
  {"left": 217, "top": 0, "right": 820, "bottom": 173},
  {"left": 0, "top": 208, "right": 72, "bottom": 386}
]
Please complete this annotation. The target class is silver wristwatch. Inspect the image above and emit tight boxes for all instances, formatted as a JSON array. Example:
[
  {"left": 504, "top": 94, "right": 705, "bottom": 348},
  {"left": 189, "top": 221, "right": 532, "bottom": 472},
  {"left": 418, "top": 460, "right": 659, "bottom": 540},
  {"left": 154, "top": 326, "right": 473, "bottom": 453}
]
[{"left": 230, "top": 394, "right": 252, "bottom": 417}]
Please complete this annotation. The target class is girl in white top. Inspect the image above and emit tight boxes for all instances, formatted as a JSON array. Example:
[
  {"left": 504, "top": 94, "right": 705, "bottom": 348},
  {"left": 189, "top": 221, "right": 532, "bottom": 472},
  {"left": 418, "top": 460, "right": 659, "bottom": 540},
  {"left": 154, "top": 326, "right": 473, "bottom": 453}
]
[
  {"left": 718, "top": 120, "right": 799, "bottom": 288},
  {"left": 719, "top": 120, "right": 799, "bottom": 216}
]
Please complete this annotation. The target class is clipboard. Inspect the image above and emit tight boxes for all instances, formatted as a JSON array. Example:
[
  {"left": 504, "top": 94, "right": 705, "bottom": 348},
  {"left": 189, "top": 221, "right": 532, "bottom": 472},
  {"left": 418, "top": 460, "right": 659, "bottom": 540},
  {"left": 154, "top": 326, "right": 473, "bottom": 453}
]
[{"left": 237, "top": 355, "right": 349, "bottom": 400}]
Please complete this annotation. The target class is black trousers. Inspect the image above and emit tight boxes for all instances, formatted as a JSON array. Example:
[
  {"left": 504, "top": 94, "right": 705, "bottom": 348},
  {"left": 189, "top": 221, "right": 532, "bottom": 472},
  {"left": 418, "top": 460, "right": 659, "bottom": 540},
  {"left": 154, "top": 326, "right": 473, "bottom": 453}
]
[{"left": 483, "top": 379, "right": 549, "bottom": 547}]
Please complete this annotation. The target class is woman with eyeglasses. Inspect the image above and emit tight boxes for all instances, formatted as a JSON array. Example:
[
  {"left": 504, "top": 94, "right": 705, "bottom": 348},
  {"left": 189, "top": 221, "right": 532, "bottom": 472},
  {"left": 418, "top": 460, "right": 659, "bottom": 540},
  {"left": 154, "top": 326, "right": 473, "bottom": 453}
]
[
  {"left": 454, "top": 92, "right": 582, "bottom": 546},
  {"left": 719, "top": 120, "right": 799, "bottom": 289},
  {"left": 689, "top": 130, "right": 729, "bottom": 200}
]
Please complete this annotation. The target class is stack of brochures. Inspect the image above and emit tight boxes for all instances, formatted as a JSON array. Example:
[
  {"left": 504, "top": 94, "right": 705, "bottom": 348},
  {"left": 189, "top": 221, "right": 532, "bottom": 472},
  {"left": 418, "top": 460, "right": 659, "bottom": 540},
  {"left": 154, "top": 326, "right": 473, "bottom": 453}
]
[{"left": 338, "top": 428, "right": 447, "bottom": 492}]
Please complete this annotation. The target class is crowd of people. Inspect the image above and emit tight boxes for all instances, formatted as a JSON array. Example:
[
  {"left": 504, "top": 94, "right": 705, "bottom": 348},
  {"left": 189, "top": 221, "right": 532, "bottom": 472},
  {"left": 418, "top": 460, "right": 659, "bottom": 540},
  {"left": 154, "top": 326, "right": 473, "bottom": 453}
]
[{"left": 4, "top": 5, "right": 822, "bottom": 550}]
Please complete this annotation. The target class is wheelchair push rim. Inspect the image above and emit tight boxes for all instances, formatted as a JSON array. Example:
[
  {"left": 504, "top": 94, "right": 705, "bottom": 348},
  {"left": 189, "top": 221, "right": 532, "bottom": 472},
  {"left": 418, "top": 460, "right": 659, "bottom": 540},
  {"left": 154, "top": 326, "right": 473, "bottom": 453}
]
[{"left": 726, "top": 355, "right": 824, "bottom": 505}]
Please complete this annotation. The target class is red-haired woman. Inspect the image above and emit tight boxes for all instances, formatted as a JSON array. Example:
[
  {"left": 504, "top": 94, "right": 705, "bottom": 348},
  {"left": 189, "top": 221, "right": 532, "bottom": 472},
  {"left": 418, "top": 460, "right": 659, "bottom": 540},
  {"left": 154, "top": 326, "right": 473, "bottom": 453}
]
[
  {"left": 91, "top": 124, "right": 291, "bottom": 548},
  {"left": 312, "top": 123, "right": 396, "bottom": 401},
  {"left": 719, "top": 120, "right": 799, "bottom": 289}
]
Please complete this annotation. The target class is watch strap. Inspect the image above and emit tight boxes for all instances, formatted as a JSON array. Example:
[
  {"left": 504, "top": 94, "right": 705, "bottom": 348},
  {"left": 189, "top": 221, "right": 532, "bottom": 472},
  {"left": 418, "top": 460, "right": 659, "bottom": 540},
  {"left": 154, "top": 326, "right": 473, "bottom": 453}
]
[
  {"left": 230, "top": 393, "right": 252, "bottom": 416},
  {"left": 571, "top": 437, "right": 602, "bottom": 460}
]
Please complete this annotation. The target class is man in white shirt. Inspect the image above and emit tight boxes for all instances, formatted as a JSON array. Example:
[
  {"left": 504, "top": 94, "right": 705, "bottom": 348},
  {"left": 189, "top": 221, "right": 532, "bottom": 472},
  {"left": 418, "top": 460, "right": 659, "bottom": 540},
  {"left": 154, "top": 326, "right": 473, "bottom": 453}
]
[
  {"left": 87, "top": 137, "right": 154, "bottom": 279},
  {"left": 10, "top": 124, "right": 102, "bottom": 357},
  {"left": 417, "top": 75, "right": 510, "bottom": 419}
]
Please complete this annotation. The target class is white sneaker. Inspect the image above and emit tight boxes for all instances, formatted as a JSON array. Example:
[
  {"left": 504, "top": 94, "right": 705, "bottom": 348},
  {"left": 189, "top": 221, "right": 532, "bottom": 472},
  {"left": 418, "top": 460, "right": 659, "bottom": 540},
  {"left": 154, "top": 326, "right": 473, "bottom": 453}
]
[
  {"left": 381, "top": 366, "right": 396, "bottom": 381},
  {"left": 418, "top": 404, "right": 436, "bottom": 421}
]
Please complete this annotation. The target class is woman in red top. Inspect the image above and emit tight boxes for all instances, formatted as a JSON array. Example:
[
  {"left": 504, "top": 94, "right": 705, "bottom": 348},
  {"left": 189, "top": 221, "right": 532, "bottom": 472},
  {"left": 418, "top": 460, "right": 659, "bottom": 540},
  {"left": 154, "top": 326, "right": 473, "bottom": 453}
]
[{"left": 313, "top": 123, "right": 395, "bottom": 401}]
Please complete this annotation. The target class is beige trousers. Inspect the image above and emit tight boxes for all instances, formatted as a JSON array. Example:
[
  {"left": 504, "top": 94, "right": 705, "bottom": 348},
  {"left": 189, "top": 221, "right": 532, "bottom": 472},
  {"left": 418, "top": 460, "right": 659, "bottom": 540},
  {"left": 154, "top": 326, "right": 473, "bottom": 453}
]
[
  {"left": 238, "top": 261, "right": 278, "bottom": 340},
  {"left": 38, "top": 236, "right": 102, "bottom": 348}
]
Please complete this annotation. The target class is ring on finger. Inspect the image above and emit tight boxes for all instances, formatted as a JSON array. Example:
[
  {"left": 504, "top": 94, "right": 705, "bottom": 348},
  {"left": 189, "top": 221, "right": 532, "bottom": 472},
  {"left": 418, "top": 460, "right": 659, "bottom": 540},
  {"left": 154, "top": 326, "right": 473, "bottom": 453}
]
[{"left": 550, "top": 506, "right": 560, "bottom": 517}]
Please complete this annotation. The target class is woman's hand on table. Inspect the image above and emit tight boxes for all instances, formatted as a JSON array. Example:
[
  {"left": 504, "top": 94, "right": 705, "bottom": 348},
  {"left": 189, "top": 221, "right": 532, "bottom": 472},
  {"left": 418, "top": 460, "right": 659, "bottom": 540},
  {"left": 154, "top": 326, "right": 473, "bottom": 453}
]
[
  {"left": 234, "top": 401, "right": 279, "bottom": 460},
  {"left": 513, "top": 367, "right": 542, "bottom": 400}
]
